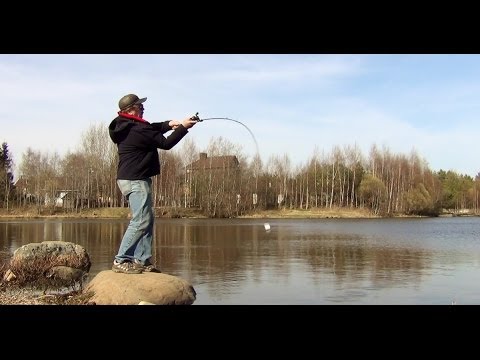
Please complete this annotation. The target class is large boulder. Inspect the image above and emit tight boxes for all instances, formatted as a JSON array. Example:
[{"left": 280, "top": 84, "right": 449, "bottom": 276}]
[
  {"left": 85, "top": 270, "right": 196, "bottom": 305},
  {"left": 11, "top": 241, "right": 91, "bottom": 271},
  {"left": 7, "top": 241, "right": 91, "bottom": 289}
]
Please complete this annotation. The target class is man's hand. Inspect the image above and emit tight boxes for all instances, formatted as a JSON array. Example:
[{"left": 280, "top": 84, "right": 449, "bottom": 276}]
[
  {"left": 181, "top": 117, "right": 197, "bottom": 129},
  {"left": 169, "top": 118, "right": 197, "bottom": 129},
  {"left": 169, "top": 120, "right": 181, "bottom": 129}
]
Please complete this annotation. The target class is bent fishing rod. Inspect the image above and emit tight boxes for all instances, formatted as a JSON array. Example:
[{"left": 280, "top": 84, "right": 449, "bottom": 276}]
[{"left": 190, "top": 112, "right": 260, "bottom": 156}]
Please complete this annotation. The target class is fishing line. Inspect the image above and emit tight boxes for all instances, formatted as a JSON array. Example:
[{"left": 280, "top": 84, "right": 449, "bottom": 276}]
[{"left": 191, "top": 113, "right": 260, "bottom": 156}]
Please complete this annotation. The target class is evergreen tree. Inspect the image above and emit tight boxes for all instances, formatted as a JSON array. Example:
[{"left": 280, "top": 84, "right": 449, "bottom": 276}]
[{"left": 0, "top": 142, "right": 15, "bottom": 209}]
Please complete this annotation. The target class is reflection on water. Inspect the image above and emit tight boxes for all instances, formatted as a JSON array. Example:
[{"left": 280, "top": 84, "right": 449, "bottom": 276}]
[{"left": 1, "top": 217, "right": 480, "bottom": 305}]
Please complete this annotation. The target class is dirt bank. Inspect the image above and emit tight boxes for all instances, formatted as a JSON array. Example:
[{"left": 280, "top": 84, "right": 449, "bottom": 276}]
[{"left": 0, "top": 206, "right": 379, "bottom": 219}]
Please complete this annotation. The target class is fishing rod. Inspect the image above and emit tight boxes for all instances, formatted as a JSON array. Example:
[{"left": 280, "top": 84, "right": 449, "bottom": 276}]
[{"left": 190, "top": 112, "right": 260, "bottom": 156}]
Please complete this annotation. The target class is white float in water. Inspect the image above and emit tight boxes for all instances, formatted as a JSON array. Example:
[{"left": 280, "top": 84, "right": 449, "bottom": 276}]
[{"left": 264, "top": 223, "right": 271, "bottom": 231}]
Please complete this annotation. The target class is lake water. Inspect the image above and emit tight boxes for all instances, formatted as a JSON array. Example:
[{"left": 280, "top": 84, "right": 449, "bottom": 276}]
[{"left": 1, "top": 217, "right": 479, "bottom": 305}]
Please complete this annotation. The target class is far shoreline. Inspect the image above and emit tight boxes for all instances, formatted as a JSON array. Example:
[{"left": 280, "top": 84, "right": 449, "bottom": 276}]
[{"left": 0, "top": 206, "right": 464, "bottom": 219}]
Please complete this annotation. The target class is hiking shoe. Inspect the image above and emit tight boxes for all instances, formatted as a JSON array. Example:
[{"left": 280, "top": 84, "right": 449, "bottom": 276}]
[
  {"left": 143, "top": 264, "right": 161, "bottom": 273},
  {"left": 112, "top": 260, "right": 143, "bottom": 274},
  {"left": 133, "top": 259, "right": 161, "bottom": 273}
]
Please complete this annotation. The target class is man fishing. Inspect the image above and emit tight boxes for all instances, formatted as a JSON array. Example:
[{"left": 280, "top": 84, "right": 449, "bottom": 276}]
[{"left": 108, "top": 93, "right": 198, "bottom": 274}]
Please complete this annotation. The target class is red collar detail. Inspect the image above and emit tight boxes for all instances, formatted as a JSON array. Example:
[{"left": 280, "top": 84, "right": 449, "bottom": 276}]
[{"left": 118, "top": 112, "right": 150, "bottom": 124}]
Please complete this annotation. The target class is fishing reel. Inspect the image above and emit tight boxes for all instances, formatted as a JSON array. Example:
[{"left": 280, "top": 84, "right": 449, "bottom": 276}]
[{"left": 190, "top": 112, "right": 202, "bottom": 122}]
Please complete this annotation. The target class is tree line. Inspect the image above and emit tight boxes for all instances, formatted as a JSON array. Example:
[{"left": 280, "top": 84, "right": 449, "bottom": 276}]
[{"left": 1, "top": 124, "right": 479, "bottom": 217}]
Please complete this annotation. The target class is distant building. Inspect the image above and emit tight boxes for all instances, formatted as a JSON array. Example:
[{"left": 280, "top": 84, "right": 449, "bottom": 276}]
[
  {"left": 54, "top": 190, "right": 76, "bottom": 208},
  {"left": 14, "top": 176, "right": 35, "bottom": 202},
  {"left": 14, "top": 176, "right": 78, "bottom": 207},
  {"left": 186, "top": 152, "right": 239, "bottom": 173},
  {"left": 184, "top": 153, "right": 240, "bottom": 208}
]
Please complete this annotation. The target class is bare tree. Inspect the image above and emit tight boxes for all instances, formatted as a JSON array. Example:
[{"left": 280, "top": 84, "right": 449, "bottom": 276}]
[
  {"left": 79, "top": 123, "right": 115, "bottom": 209},
  {"left": 343, "top": 144, "right": 364, "bottom": 208},
  {"left": 178, "top": 138, "right": 198, "bottom": 208},
  {"left": 248, "top": 153, "right": 263, "bottom": 210},
  {"left": 60, "top": 152, "right": 89, "bottom": 211}
]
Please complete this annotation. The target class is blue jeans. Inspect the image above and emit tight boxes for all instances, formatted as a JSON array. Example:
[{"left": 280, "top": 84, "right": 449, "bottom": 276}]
[{"left": 115, "top": 178, "right": 154, "bottom": 265}]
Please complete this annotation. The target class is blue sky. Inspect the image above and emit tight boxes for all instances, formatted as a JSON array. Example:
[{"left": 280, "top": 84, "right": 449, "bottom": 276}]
[{"left": 2, "top": 54, "right": 479, "bottom": 179}]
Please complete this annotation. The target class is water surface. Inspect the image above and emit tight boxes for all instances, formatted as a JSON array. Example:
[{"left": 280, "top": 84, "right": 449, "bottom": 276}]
[{"left": 1, "top": 217, "right": 479, "bottom": 305}]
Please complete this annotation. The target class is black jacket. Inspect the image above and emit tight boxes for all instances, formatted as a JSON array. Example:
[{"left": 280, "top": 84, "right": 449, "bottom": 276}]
[{"left": 108, "top": 115, "right": 189, "bottom": 180}]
